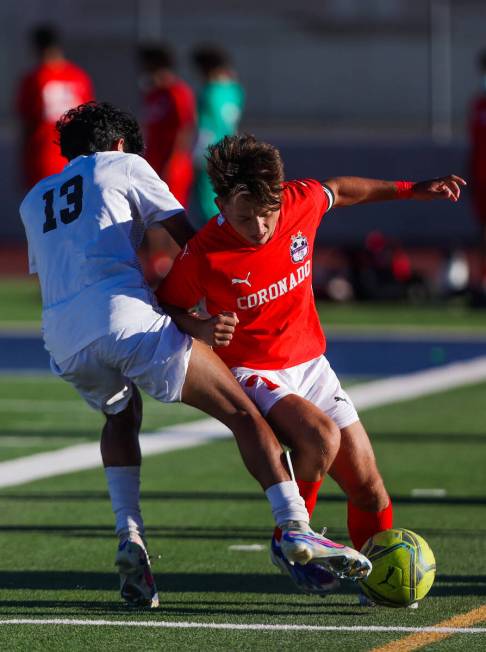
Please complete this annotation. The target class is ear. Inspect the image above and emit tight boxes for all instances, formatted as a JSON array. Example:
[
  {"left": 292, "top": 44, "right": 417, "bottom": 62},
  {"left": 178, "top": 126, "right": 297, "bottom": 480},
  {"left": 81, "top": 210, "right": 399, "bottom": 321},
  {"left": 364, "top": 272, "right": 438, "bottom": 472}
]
[
  {"left": 215, "top": 197, "right": 223, "bottom": 212},
  {"left": 112, "top": 137, "right": 125, "bottom": 152}
]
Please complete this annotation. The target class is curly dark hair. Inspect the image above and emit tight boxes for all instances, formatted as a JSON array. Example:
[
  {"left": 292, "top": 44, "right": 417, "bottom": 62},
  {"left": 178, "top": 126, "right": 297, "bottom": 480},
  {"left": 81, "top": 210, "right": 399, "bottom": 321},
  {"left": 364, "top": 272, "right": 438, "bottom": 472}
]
[
  {"left": 56, "top": 102, "right": 144, "bottom": 160},
  {"left": 206, "top": 135, "right": 284, "bottom": 209}
]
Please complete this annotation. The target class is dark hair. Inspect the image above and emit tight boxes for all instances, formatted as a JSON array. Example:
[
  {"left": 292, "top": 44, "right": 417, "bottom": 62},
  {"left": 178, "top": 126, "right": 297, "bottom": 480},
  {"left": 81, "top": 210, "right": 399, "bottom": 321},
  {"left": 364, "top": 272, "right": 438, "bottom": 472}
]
[
  {"left": 192, "top": 45, "right": 230, "bottom": 76},
  {"left": 31, "top": 24, "right": 60, "bottom": 53},
  {"left": 206, "top": 134, "right": 284, "bottom": 209},
  {"left": 56, "top": 102, "right": 144, "bottom": 160},
  {"left": 139, "top": 45, "right": 175, "bottom": 72}
]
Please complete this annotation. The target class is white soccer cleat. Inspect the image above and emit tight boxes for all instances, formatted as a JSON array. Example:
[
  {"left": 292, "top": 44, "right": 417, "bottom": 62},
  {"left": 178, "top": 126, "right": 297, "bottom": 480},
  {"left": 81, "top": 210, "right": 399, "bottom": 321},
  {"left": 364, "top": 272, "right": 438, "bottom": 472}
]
[
  {"left": 115, "top": 537, "right": 159, "bottom": 608},
  {"left": 280, "top": 524, "right": 372, "bottom": 581},
  {"left": 270, "top": 535, "right": 340, "bottom": 595}
]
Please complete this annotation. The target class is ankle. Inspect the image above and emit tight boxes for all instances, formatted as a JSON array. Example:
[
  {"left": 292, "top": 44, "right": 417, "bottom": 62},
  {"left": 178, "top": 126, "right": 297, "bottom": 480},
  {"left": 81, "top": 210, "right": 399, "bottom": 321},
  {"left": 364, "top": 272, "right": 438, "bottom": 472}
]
[
  {"left": 280, "top": 520, "right": 309, "bottom": 533},
  {"left": 118, "top": 529, "right": 145, "bottom": 548}
]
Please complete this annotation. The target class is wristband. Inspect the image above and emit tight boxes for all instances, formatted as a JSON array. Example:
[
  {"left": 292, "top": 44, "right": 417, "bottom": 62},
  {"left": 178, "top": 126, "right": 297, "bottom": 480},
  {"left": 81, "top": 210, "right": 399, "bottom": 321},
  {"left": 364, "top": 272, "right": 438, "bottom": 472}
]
[{"left": 395, "top": 181, "right": 415, "bottom": 198}]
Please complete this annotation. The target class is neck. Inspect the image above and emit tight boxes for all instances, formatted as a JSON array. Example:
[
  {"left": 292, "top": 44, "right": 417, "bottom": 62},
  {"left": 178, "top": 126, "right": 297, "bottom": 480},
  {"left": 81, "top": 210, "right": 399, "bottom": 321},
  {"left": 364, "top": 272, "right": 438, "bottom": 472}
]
[{"left": 41, "top": 48, "right": 65, "bottom": 64}]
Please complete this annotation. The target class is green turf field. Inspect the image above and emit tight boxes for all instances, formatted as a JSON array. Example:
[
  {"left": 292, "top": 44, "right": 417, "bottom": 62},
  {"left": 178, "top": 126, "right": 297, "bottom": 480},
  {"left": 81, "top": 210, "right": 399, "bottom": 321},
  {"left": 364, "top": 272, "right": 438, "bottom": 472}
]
[
  {"left": 0, "top": 373, "right": 485, "bottom": 650},
  {"left": 2, "top": 276, "right": 486, "bottom": 331}
]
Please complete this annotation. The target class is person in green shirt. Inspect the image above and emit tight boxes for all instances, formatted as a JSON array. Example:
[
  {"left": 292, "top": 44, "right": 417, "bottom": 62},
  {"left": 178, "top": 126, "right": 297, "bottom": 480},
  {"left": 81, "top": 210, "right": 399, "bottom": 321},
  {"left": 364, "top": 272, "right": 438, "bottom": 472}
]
[{"left": 192, "top": 45, "right": 245, "bottom": 225}]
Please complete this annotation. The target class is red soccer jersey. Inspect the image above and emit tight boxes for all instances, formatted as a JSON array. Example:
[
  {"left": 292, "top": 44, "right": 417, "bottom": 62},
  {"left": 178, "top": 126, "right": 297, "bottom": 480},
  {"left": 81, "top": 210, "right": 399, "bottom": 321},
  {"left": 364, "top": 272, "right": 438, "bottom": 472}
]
[
  {"left": 143, "top": 79, "right": 196, "bottom": 205},
  {"left": 16, "top": 60, "right": 94, "bottom": 189},
  {"left": 157, "top": 179, "right": 333, "bottom": 369}
]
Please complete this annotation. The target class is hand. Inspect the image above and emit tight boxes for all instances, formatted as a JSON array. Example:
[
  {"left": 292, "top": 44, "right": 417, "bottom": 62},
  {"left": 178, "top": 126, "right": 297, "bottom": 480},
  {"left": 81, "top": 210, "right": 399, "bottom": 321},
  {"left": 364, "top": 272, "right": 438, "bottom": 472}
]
[
  {"left": 411, "top": 175, "right": 467, "bottom": 202},
  {"left": 195, "top": 311, "right": 239, "bottom": 348}
]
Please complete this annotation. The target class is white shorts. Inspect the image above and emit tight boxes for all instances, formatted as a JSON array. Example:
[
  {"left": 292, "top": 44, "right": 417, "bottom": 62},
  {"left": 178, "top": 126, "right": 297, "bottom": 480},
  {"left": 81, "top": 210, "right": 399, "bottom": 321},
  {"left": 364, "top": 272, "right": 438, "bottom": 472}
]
[
  {"left": 232, "top": 355, "right": 359, "bottom": 429},
  {"left": 50, "top": 312, "right": 192, "bottom": 414}
]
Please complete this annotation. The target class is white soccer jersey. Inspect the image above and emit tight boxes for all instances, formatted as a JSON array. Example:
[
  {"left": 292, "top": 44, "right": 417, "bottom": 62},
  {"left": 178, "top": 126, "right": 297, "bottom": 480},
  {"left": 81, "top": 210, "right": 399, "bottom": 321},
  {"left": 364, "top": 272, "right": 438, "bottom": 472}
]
[{"left": 20, "top": 151, "right": 184, "bottom": 362}]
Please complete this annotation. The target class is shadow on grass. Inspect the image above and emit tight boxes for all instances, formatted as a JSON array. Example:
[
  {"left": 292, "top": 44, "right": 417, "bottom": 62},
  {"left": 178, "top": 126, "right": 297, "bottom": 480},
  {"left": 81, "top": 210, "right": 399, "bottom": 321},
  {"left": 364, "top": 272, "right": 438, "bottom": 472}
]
[
  {"left": 1, "top": 490, "right": 486, "bottom": 506},
  {"left": 0, "top": 599, "right": 364, "bottom": 618},
  {"left": 0, "top": 571, "right": 484, "bottom": 594},
  {"left": 0, "top": 524, "right": 486, "bottom": 543},
  {"left": 0, "top": 570, "right": 366, "bottom": 617}
]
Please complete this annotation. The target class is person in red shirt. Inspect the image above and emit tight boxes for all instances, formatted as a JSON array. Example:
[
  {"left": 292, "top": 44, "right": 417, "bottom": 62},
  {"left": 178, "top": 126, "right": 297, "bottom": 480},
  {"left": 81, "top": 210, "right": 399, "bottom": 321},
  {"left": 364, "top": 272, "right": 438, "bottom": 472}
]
[
  {"left": 16, "top": 25, "right": 94, "bottom": 190},
  {"left": 139, "top": 45, "right": 196, "bottom": 208},
  {"left": 470, "top": 49, "right": 486, "bottom": 305},
  {"left": 157, "top": 134, "right": 465, "bottom": 597},
  {"left": 139, "top": 46, "right": 197, "bottom": 282}
]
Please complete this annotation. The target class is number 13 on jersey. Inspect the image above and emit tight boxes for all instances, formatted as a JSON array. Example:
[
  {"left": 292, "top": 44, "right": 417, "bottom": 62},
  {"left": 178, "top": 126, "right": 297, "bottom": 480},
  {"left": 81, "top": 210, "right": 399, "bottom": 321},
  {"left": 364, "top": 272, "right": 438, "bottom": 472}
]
[{"left": 42, "top": 174, "right": 84, "bottom": 233}]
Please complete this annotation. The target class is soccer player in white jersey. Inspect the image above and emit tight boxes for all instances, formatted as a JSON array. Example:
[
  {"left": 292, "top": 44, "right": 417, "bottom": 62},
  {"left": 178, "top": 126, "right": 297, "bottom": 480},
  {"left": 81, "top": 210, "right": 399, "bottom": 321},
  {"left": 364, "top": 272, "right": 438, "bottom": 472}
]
[
  {"left": 19, "top": 102, "right": 371, "bottom": 608},
  {"left": 157, "top": 134, "right": 466, "bottom": 598}
]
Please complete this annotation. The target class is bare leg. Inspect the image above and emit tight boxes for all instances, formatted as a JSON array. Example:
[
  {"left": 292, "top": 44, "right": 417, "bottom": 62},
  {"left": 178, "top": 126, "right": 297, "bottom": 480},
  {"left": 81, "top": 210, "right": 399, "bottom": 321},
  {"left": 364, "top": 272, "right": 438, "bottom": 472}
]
[
  {"left": 265, "top": 394, "right": 341, "bottom": 481},
  {"left": 181, "top": 339, "right": 290, "bottom": 490},
  {"left": 100, "top": 384, "right": 143, "bottom": 467},
  {"left": 329, "top": 420, "right": 388, "bottom": 511}
]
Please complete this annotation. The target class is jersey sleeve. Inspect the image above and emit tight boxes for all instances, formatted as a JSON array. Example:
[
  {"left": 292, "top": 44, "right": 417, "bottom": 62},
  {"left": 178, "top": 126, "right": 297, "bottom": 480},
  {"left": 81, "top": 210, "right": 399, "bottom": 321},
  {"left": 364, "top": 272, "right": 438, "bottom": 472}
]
[
  {"left": 305, "top": 178, "right": 334, "bottom": 217},
  {"left": 155, "top": 242, "right": 205, "bottom": 310},
  {"left": 128, "top": 155, "right": 184, "bottom": 227}
]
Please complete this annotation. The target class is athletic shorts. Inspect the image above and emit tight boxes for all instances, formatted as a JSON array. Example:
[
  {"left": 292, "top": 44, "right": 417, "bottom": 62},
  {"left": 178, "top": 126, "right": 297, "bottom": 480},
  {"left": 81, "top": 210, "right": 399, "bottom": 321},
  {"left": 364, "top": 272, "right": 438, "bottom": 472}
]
[
  {"left": 50, "top": 312, "right": 192, "bottom": 415},
  {"left": 232, "top": 355, "right": 359, "bottom": 429}
]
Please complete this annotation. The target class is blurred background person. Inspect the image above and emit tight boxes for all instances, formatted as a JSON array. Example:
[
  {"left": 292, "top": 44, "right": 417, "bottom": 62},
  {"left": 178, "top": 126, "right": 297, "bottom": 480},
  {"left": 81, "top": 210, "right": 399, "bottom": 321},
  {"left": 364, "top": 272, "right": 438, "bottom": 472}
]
[
  {"left": 191, "top": 45, "right": 245, "bottom": 225},
  {"left": 469, "top": 49, "right": 486, "bottom": 307},
  {"left": 138, "top": 45, "right": 196, "bottom": 283},
  {"left": 139, "top": 44, "right": 196, "bottom": 208},
  {"left": 16, "top": 24, "right": 94, "bottom": 191}
]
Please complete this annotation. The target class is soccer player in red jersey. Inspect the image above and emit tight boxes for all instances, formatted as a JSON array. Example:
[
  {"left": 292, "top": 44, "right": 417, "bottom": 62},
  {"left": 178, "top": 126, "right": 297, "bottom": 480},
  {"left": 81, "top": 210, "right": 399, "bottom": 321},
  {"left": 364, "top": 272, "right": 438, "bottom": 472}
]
[
  {"left": 16, "top": 25, "right": 94, "bottom": 190},
  {"left": 156, "top": 134, "right": 466, "bottom": 596},
  {"left": 140, "top": 46, "right": 196, "bottom": 208},
  {"left": 469, "top": 49, "right": 486, "bottom": 305}
]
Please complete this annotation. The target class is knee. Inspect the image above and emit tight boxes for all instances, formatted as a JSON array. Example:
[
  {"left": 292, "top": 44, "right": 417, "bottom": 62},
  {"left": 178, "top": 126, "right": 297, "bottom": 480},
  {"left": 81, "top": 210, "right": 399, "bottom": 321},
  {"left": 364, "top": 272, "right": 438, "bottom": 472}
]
[
  {"left": 303, "top": 415, "right": 341, "bottom": 467},
  {"left": 104, "top": 385, "right": 142, "bottom": 439}
]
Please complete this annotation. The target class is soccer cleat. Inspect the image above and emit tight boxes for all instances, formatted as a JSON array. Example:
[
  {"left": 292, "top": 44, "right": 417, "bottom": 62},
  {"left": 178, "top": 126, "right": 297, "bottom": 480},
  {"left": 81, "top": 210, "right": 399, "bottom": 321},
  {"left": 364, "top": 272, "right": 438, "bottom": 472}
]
[
  {"left": 280, "top": 525, "right": 372, "bottom": 581},
  {"left": 358, "top": 592, "right": 419, "bottom": 609},
  {"left": 270, "top": 536, "right": 340, "bottom": 595},
  {"left": 115, "top": 538, "right": 159, "bottom": 608}
]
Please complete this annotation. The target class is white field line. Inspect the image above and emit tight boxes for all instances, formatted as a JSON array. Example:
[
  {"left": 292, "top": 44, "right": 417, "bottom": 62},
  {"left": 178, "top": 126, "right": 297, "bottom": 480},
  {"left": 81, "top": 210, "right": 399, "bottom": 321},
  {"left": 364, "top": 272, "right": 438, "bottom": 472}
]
[
  {"left": 0, "top": 618, "right": 484, "bottom": 634},
  {"left": 0, "top": 419, "right": 230, "bottom": 489},
  {"left": 349, "top": 355, "right": 486, "bottom": 410},
  {"left": 1, "top": 355, "right": 486, "bottom": 490}
]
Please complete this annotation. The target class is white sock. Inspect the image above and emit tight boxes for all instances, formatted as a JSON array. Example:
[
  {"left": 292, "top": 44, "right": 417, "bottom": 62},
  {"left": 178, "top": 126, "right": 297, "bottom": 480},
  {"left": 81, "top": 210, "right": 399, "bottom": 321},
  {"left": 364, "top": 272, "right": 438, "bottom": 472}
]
[
  {"left": 265, "top": 481, "right": 309, "bottom": 528},
  {"left": 105, "top": 466, "right": 144, "bottom": 540}
]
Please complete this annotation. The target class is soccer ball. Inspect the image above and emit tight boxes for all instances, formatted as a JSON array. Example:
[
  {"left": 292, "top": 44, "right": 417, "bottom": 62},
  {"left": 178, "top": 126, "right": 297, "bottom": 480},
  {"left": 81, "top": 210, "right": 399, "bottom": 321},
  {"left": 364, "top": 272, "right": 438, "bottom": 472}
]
[{"left": 359, "top": 528, "right": 436, "bottom": 607}]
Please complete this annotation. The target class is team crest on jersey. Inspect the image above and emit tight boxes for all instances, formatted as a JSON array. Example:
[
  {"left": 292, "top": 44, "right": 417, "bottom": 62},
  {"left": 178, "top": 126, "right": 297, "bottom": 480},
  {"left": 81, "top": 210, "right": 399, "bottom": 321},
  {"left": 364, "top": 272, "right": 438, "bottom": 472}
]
[{"left": 290, "top": 231, "right": 309, "bottom": 264}]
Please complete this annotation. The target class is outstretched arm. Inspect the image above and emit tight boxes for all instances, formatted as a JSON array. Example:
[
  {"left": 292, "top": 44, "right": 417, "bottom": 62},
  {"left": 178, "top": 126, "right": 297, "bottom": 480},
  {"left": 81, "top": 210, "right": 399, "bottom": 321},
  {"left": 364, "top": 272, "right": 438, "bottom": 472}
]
[{"left": 324, "top": 175, "right": 467, "bottom": 208}]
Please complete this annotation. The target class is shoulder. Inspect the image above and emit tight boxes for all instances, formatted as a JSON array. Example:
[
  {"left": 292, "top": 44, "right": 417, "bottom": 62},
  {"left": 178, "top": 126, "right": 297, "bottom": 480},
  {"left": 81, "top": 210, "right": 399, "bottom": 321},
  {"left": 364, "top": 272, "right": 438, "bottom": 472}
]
[
  {"left": 91, "top": 151, "right": 134, "bottom": 174},
  {"left": 189, "top": 217, "right": 222, "bottom": 254},
  {"left": 283, "top": 179, "right": 320, "bottom": 201},
  {"left": 172, "top": 79, "right": 194, "bottom": 97},
  {"left": 64, "top": 60, "right": 91, "bottom": 79},
  {"left": 19, "top": 173, "right": 55, "bottom": 215},
  {"left": 285, "top": 179, "right": 332, "bottom": 203}
]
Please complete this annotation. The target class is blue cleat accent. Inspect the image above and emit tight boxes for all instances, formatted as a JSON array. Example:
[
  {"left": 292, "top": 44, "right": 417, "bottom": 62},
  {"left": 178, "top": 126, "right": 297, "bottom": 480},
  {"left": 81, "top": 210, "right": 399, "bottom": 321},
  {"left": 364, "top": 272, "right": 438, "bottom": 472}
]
[
  {"left": 280, "top": 527, "right": 372, "bottom": 581},
  {"left": 115, "top": 539, "right": 159, "bottom": 608},
  {"left": 270, "top": 536, "right": 340, "bottom": 596}
]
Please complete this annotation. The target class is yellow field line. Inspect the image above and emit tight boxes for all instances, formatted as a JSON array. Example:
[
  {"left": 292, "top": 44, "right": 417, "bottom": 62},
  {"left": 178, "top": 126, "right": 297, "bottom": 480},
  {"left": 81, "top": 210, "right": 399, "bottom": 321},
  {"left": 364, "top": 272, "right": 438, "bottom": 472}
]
[{"left": 371, "top": 604, "right": 486, "bottom": 652}]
